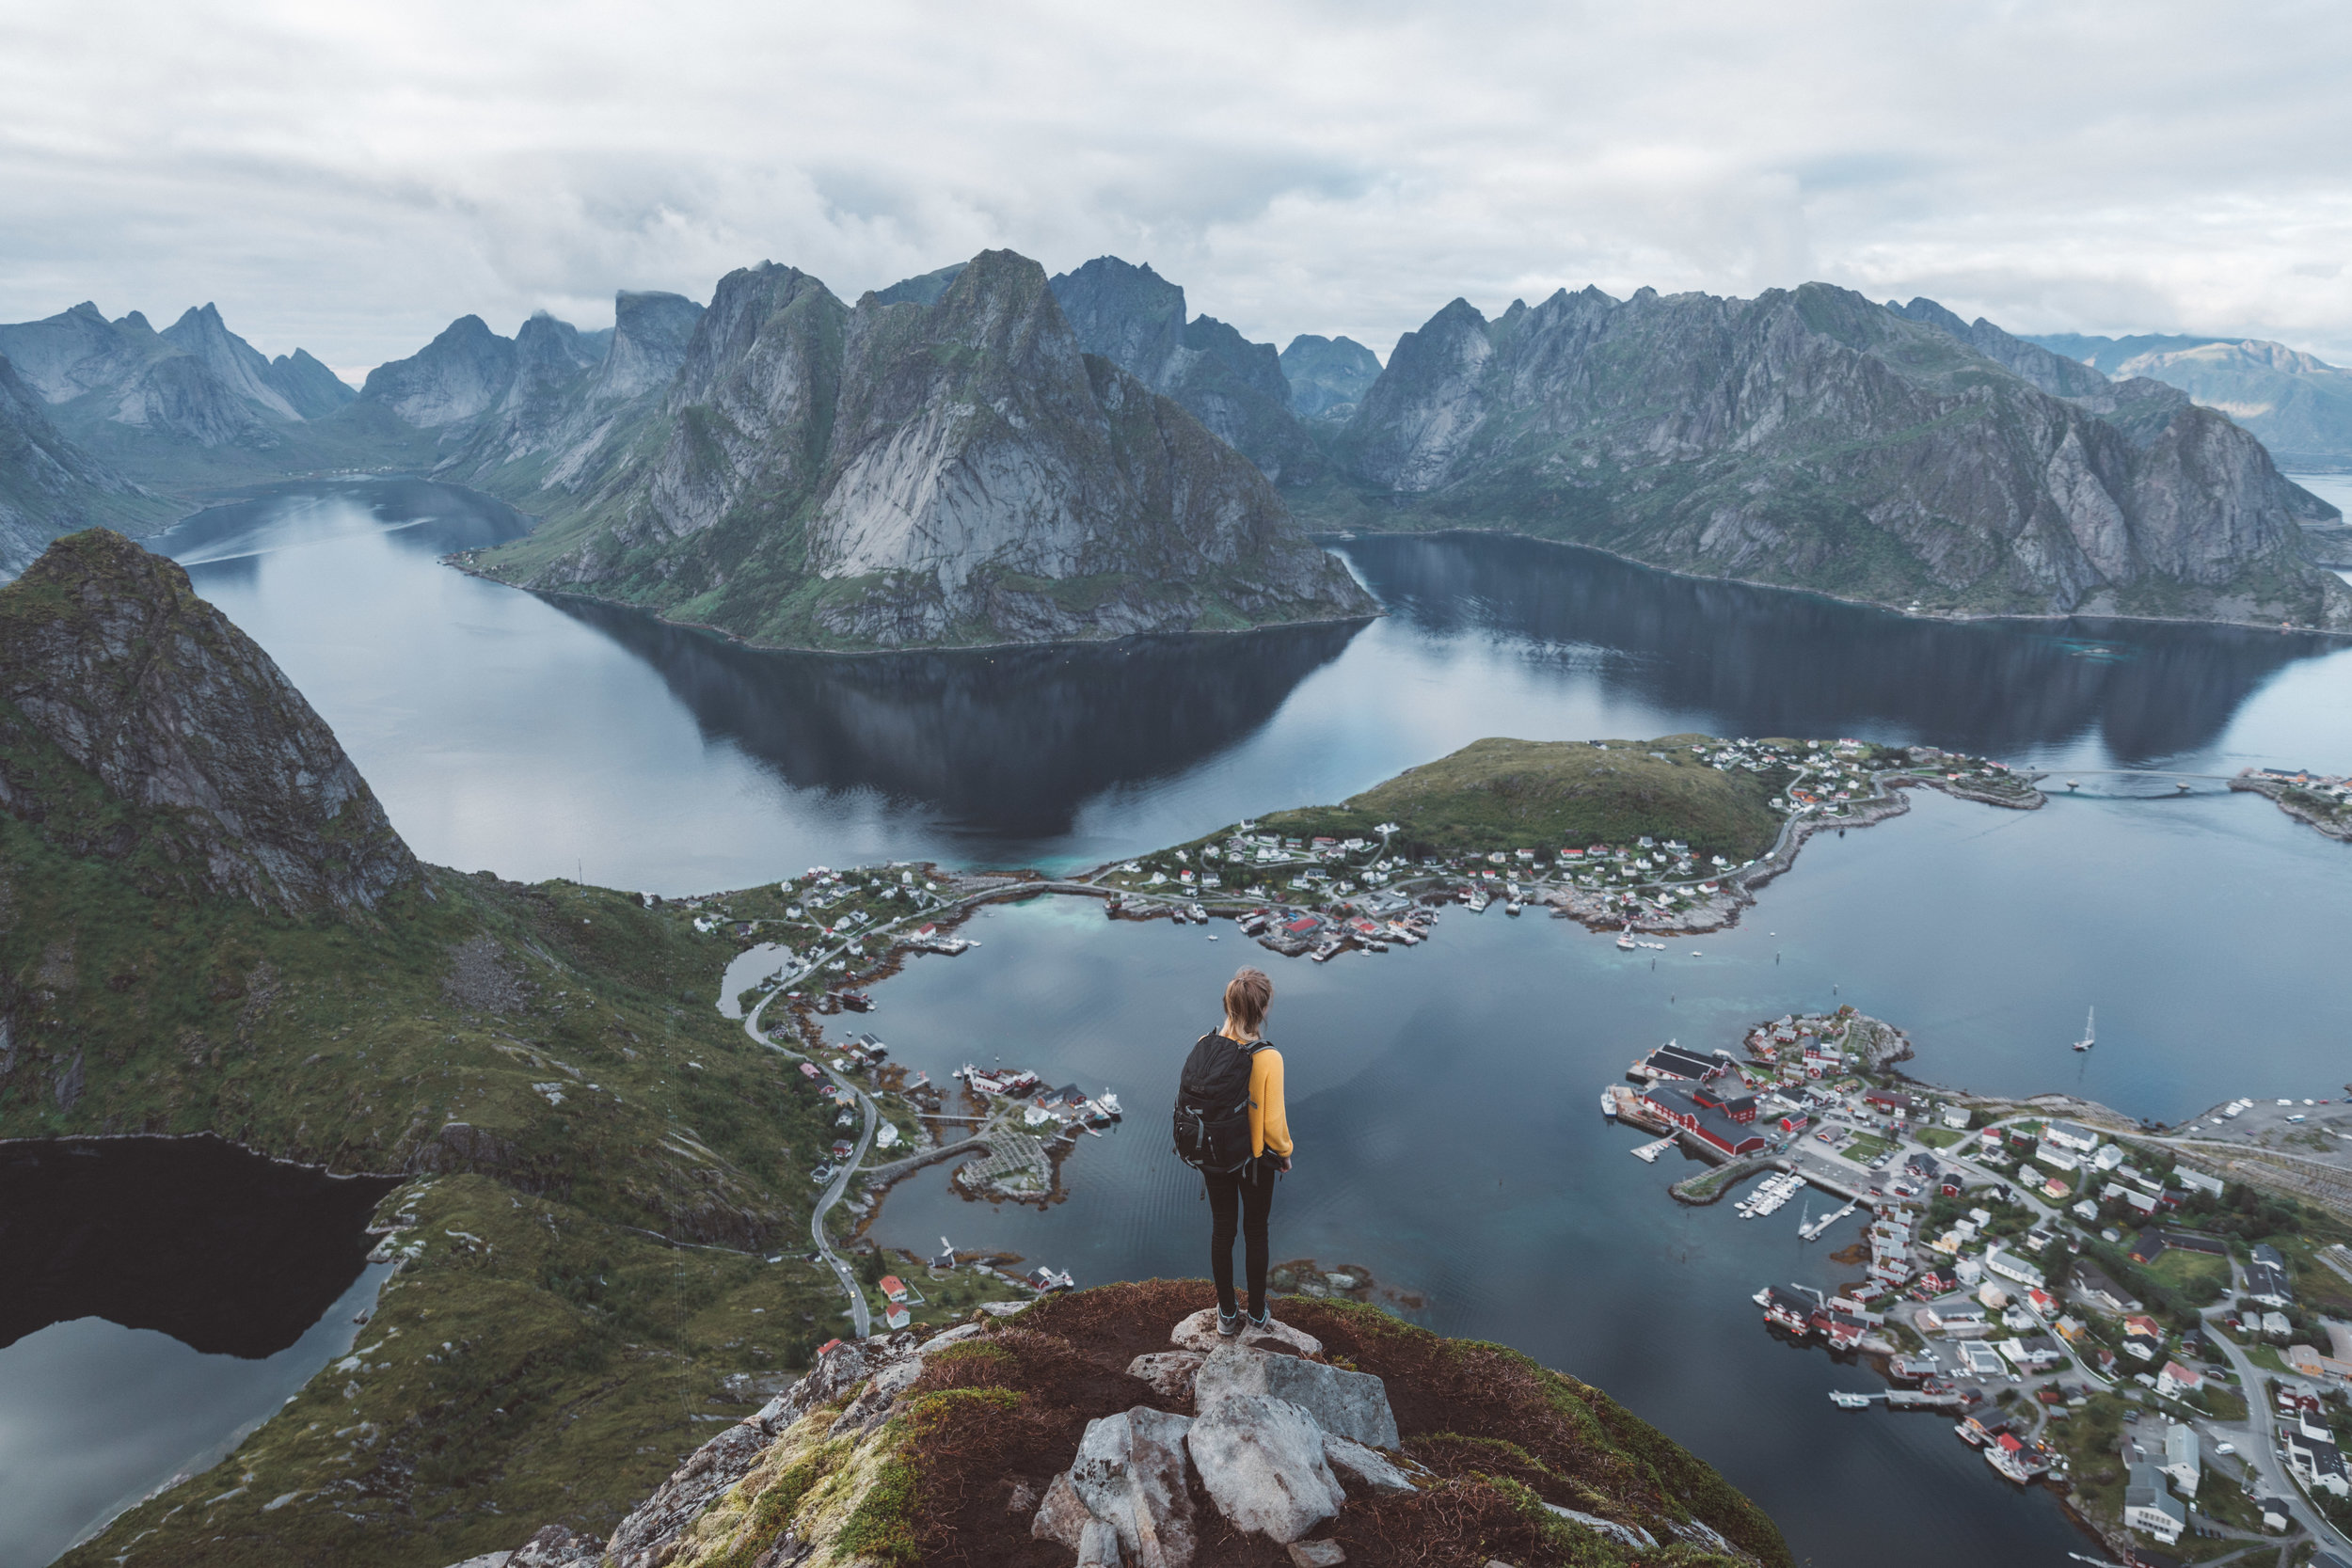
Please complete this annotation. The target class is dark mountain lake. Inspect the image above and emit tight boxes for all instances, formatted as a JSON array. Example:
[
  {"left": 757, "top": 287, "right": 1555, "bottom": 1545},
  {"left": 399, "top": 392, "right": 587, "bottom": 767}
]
[
  {"left": 70, "top": 476, "right": 2352, "bottom": 1566},
  {"left": 0, "top": 1137, "right": 396, "bottom": 1568}
]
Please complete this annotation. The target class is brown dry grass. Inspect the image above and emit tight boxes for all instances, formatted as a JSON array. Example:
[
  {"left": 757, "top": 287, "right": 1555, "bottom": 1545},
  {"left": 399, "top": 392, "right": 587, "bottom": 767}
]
[{"left": 845, "top": 1281, "right": 1787, "bottom": 1568}]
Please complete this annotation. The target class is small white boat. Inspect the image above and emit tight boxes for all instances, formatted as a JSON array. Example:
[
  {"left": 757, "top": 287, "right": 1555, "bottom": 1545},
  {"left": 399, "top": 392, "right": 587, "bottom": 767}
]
[
  {"left": 1504, "top": 899, "right": 1523, "bottom": 915},
  {"left": 1615, "top": 927, "right": 1637, "bottom": 950},
  {"left": 1098, "top": 1091, "right": 1122, "bottom": 1118},
  {"left": 1629, "top": 1137, "right": 1677, "bottom": 1163},
  {"left": 1601, "top": 1090, "right": 1619, "bottom": 1119},
  {"left": 1828, "top": 1391, "right": 1876, "bottom": 1409},
  {"left": 2072, "top": 1006, "right": 2094, "bottom": 1052},
  {"left": 1466, "top": 890, "right": 1489, "bottom": 912}
]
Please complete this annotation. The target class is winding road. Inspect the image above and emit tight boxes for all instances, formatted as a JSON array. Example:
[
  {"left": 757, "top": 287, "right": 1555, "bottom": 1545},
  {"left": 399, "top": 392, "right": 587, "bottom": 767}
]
[{"left": 732, "top": 876, "right": 1120, "bottom": 1337}]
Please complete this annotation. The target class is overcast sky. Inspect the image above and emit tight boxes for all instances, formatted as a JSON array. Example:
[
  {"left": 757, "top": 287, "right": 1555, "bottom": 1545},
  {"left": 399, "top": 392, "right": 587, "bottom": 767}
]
[{"left": 3, "top": 0, "right": 2348, "bottom": 379}]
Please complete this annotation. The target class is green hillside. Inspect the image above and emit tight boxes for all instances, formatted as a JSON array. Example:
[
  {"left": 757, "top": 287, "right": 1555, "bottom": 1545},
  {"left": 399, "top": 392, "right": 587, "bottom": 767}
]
[{"left": 1261, "top": 735, "right": 1796, "bottom": 863}]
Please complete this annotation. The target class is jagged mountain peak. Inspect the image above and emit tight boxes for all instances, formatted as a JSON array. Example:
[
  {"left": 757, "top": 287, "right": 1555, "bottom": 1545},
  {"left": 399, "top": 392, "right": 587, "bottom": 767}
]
[
  {"left": 1047, "top": 255, "right": 1322, "bottom": 484},
  {"left": 0, "top": 530, "right": 418, "bottom": 914},
  {"left": 469, "top": 245, "right": 1371, "bottom": 649},
  {"left": 1318, "top": 277, "right": 2348, "bottom": 628},
  {"left": 361, "top": 314, "right": 519, "bottom": 428}
]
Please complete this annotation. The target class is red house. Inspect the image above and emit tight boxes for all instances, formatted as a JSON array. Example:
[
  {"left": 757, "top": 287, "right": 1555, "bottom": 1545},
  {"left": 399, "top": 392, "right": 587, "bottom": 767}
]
[
  {"left": 1827, "top": 1312, "right": 1868, "bottom": 1351},
  {"left": 1640, "top": 1085, "right": 1769, "bottom": 1157}
]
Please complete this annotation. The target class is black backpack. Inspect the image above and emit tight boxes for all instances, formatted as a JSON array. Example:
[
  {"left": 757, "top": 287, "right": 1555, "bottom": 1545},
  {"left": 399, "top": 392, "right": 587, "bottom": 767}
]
[{"left": 1172, "top": 1031, "right": 1264, "bottom": 1173}]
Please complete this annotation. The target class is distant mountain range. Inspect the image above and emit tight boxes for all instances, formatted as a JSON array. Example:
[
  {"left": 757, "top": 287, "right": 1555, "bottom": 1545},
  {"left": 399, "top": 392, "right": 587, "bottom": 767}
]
[
  {"left": 2026, "top": 331, "right": 2352, "bottom": 468},
  {"left": 1294, "top": 285, "right": 2344, "bottom": 627},
  {"left": 0, "top": 262, "right": 2344, "bottom": 636}
]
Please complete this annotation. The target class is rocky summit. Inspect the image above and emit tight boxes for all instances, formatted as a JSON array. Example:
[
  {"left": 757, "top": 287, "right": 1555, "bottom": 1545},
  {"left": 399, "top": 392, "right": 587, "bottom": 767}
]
[
  {"left": 0, "top": 529, "right": 417, "bottom": 914},
  {"left": 447, "top": 1279, "right": 1790, "bottom": 1568},
  {"left": 0, "top": 356, "right": 165, "bottom": 576},
  {"left": 466, "top": 249, "right": 1374, "bottom": 651},
  {"left": 1310, "top": 282, "right": 2350, "bottom": 628}
]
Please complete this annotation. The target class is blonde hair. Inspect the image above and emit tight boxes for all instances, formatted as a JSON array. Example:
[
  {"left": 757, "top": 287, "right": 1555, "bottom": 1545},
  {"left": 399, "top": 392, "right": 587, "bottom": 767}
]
[{"left": 1223, "top": 966, "right": 1273, "bottom": 1036}]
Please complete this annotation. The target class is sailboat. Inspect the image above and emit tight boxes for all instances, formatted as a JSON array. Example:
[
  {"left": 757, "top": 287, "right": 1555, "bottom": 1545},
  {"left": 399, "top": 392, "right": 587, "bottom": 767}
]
[{"left": 2072, "top": 1006, "right": 2095, "bottom": 1053}]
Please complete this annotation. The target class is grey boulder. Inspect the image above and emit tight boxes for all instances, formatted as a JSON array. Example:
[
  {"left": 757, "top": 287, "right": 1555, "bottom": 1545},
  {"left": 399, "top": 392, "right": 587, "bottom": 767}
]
[
  {"left": 1127, "top": 1350, "right": 1205, "bottom": 1402},
  {"left": 1070, "top": 1406, "right": 1199, "bottom": 1568},
  {"left": 1542, "top": 1500, "right": 1658, "bottom": 1550},
  {"left": 1184, "top": 1394, "right": 1344, "bottom": 1544},
  {"left": 1170, "top": 1307, "right": 1323, "bottom": 1358},
  {"left": 1031, "top": 1471, "right": 1095, "bottom": 1551},
  {"left": 1193, "top": 1344, "right": 1398, "bottom": 1449},
  {"left": 1322, "top": 1433, "right": 1417, "bottom": 1495}
]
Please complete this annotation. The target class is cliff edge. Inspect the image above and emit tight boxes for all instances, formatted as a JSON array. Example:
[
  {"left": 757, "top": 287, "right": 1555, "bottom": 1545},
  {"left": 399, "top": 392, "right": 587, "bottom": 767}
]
[{"left": 451, "top": 1279, "right": 1790, "bottom": 1568}]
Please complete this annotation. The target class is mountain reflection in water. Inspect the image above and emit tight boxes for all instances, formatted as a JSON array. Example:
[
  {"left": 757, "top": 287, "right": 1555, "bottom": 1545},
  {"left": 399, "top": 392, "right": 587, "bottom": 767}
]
[
  {"left": 549, "top": 597, "right": 1364, "bottom": 843},
  {"left": 0, "top": 1134, "right": 395, "bottom": 1355},
  {"left": 148, "top": 478, "right": 2352, "bottom": 889},
  {"left": 1342, "top": 532, "right": 2332, "bottom": 764}
]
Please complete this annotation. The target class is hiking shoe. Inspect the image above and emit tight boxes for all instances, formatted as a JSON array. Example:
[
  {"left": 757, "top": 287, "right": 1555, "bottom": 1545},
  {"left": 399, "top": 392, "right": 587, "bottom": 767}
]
[
  {"left": 1216, "top": 1309, "right": 1243, "bottom": 1338},
  {"left": 1246, "top": 1308, "right": 1273, "bottom": 1333}
]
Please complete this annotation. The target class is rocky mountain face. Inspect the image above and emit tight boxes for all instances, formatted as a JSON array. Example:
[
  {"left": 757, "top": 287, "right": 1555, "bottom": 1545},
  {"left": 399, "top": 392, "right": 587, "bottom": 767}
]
[
  {"left": 0, "top": 529, "right": 417, "bottom": 914},
  {"left": 0, "top": 300, "right": 356, "bottom": 453},
  {"left": 0, "top": 356, "right": 165, "bottom": 577},
  {"left": 469, "top": 249, "right": 1373, "bottom": 650},
  {"left": 1281, "top": 332, "right": 1383, "bottom": 419},
  {"left": 2107, "top": 340, "right": 2349, "bottom": 467},
  {"left": 453, "top": 1280, "right": 1789, "bottom": 1568},
  {"left": 1313, "top": 281, "right": 2349, "bottom": 627},
  {"left": 359, "top": 314, "right": 521, "bottom": 429},
  {"left": 1047, "top": 256, "right": 1324, "bottom": 484},
  {"left": 437, "top": 290, "right": 705, "bottom": 496}
]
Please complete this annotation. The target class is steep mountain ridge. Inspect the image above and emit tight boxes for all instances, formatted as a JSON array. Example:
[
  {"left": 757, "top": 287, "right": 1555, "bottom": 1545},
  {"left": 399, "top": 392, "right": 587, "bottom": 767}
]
[
  {"left": 1281, "top": 332, "right": 1383, "bottom": 418},
  {"left": 437, "top": 290, "right": 704, "bottom": 497},
  {"left": 2027, "top": 330, "right": 2352, "bottom": 466},
  {"left": 1308, "top": 281, "right": 2348, "bottom": 626},
  {"left": 0, "top": 530, "right": 417, "bottom": 913},
  {"left": 0, "top": 356, "right": 168, "bottom": 576},
  {"left": 1047, "top": 256, "right": 1324, "bottom": 484},
  {"left": 467, "top": 249, "right": 1372, "bottom": 649}
]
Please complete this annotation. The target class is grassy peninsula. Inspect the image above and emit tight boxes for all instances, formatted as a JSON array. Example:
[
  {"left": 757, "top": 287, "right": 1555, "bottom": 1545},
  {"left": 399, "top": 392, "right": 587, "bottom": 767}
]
[{"left": 1260, "top": 735, "right": 1796, "bottom": 863}]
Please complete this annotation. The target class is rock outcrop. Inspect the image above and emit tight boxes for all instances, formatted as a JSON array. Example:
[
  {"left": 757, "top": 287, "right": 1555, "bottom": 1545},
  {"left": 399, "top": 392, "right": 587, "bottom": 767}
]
[
  {"left": 0, "top": 529, "right": 418, "bottom": 913},
  {"left": 1314, "top": 281, "right": 2350, "bottom": 628},
  {"left": 467, "top": 249, "right": 1373, "bottom": 650},
  {"left": 535, "top": 1278, "right": 1788, "bottom": 1568},
  {"left": 1049, "top": 256, "right": 1324, "bottom": 485}
]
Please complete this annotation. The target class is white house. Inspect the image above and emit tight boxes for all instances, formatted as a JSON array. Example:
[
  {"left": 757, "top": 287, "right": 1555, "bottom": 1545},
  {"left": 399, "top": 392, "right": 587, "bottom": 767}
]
[
  {"left": 2155, "top": 1360, "right": 2203, "bottom": 1399},
  {"left": 2284, "top": 1419, "right": 2350, "bottom": 1499},
  {"left": 1985, "top": 1249, "right": 2046, "bottom": 1290},
  {"left": 2263, "top": 1310, "right": 2292, "bottom": 1339},
  {"left": 1942, "top": 1104, "right": 1971, "bottom": 1130},
  {"left": 2161, "top": 1421, "right": 2201, "bottom": 1497},
  {"left": 2123, "top": 1463, "right": 2186, "bottom": 1544},
  {"left": 2043, "top": 1119, "right": 2102, "bottom": 1154},
  {"left": 2091, "top": 1144, "right": 2127, "bottom": 1171},
  {"left": 2175, "top": 1167, "right": 2225, "bottom": 1196}
]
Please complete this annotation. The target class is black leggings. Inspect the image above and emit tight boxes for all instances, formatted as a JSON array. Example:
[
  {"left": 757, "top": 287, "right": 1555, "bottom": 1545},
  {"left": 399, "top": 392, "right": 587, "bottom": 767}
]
[{"left": 1204, "top": 1163, "right": 1277, "bottom": 1317}]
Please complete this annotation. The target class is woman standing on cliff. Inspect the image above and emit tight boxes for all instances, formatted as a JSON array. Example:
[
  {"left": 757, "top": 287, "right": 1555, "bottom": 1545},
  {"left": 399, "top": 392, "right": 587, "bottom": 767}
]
[{"left": 1172, "top": 966, "right": 1292, "bottom": 1336}]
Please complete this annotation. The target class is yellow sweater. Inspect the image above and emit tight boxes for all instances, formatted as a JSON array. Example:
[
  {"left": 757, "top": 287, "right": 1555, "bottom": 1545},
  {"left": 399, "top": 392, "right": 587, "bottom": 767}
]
[{"left": 1246, "top": 1044, "right": 1292, "bottom": 1160}]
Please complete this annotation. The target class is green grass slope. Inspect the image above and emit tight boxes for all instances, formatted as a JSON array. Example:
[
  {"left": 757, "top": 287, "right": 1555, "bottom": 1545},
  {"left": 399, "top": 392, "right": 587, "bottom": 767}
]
[{"left": 1259, "top": 736, "right": 1794, "bottom": 864}]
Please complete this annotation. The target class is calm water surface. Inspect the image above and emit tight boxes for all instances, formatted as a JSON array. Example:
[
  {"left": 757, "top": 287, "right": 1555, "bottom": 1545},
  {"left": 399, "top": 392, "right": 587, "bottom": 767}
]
[
  {"left": 126, "top": 478, "right": 2352, "bottom": 1568},
  {"left": 0, "top": 1139, "right": 394, "bottom": 1568}
]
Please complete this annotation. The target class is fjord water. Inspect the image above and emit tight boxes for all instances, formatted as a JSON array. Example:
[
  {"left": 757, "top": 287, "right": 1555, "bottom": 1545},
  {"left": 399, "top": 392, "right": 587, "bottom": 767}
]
[
  {"left": 130, "top": 479, "right": 2352, "bottom": 1567},
  {"left": 155, "top": 479, "right": 2352, "bottom": 886},
  {"left": 0, "top": 1139, "right": 395, "bottom": 1568}
]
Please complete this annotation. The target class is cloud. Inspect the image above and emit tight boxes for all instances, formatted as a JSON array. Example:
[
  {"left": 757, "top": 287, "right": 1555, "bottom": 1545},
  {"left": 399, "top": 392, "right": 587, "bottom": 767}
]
[{"left": 2, "top": 0, "right": 2348, "bottom": 375}]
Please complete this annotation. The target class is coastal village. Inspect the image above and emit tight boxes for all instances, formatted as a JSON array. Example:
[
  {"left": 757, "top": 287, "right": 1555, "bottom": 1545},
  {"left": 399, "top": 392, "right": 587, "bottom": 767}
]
[
  {"left": 1604, "top": 1007, "right": 2352, "bottom": 1564},
  {"left": 2233, "top": 766, "right": 2352, "bottom": 844},
  {"left": 660, "top": 736, "right": 2352, "bottom": 1565}
]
